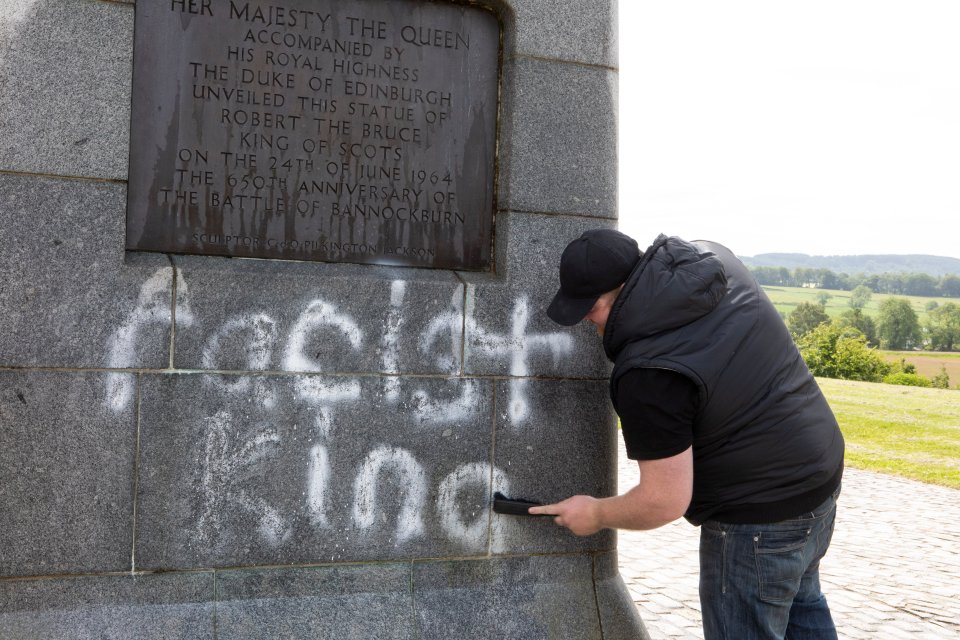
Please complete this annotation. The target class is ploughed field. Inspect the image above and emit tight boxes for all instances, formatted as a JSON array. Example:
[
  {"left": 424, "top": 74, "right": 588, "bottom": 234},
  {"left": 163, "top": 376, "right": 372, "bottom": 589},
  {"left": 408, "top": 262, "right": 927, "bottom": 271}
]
[{"left": 879, "top": 350, "right": 960, "bottom": 382}]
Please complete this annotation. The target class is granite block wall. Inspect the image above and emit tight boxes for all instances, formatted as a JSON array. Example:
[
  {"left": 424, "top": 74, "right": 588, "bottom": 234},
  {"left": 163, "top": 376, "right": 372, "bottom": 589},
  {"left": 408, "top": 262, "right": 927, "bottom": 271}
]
[{"left": 0, "top": 0, "right": 647, "bottom": 637}]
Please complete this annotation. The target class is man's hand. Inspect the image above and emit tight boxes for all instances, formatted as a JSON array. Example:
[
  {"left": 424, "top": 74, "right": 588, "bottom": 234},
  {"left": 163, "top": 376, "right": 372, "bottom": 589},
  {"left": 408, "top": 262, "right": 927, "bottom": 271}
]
[
  {"left": 528, "top": 495, "right": 604, "bottom": 536},
  {"left": 526, "top": 446, "right": 693, "bottom": 534}
]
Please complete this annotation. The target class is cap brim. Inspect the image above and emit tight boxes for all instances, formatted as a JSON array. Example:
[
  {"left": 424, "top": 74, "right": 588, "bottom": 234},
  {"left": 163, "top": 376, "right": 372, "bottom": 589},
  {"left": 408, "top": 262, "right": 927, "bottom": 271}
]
[{"left": 547, "top": 290, "right": 599, "bottom": 326}]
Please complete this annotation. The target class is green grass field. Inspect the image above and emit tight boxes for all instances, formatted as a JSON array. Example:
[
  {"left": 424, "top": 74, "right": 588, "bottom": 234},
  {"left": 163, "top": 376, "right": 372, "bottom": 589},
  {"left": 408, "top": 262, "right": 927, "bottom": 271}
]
[
  {"left": 818, "top": 378, "right": 960, "bottom": 489},
  {"left": 762, "top": 285, "right": 951, "bottom": 322}
]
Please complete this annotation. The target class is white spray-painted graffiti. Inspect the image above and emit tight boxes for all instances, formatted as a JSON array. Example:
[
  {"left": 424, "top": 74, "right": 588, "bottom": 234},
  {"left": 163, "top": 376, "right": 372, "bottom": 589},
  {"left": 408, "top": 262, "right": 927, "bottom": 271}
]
[
  {"left": 352, "top": 446, "right": 428, "bottom": 543},
  {"left": 106, "top": 268, "right": 573, "bottom": 550},
  {"left": 463, "top": 293, "right": 574, "bottom": 423},
  {"left": 200, "top": 313, "right": 278, "bottom": 408},
  {"left": 197, "top": 411, "right": 291, "bottom": 546},
  {"left": 105, "top": 267, "right": 194, "bottom": 412},
  {"left": 437, "top": 462, "right": 511, "bottom": 550}
]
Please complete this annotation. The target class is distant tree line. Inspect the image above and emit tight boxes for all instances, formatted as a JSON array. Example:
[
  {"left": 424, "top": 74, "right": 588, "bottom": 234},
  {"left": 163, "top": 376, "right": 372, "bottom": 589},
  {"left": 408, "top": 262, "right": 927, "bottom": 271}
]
[{"left": 751, "top": 266, "right": 960, "bottom": 297}]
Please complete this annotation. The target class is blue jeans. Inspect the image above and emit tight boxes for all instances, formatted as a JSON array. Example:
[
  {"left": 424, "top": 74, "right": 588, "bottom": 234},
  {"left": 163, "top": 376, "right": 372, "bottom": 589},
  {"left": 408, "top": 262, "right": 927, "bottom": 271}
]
[{"left": 698, "top": 489, "right": 840, "bottom": 640}]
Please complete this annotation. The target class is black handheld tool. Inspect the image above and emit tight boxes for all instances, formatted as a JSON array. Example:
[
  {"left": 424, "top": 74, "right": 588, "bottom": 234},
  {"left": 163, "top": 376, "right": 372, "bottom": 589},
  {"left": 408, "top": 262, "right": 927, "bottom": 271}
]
[{"left": 492, "top": 492, "right": 552, "bottom": 516}]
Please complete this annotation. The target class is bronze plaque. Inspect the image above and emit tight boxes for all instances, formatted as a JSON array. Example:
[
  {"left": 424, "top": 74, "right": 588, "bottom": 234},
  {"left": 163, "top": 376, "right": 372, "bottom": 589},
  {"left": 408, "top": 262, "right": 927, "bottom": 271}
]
[{"left": 127, "top": 0, "right": 500, "bottom": 270}]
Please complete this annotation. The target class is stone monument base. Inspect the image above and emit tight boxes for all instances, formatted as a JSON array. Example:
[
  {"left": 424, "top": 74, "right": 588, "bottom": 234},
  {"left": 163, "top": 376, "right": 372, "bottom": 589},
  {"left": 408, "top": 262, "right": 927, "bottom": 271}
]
[{"left": 0, "top": 553, "right": 647, "bottom": 639}]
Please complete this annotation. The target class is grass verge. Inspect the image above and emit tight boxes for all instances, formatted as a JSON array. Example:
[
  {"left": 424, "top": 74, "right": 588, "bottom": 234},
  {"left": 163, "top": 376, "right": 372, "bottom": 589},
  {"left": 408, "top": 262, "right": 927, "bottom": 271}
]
[{"left": 817, "top": 378, "right": 960, "bottom": 489}]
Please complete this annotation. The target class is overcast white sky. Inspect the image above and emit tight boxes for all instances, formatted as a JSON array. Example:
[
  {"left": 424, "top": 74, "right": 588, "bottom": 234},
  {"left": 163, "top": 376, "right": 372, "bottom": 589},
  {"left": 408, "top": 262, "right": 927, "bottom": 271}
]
[{"left": 617, "top": 1, "right": 960, "bottom": 259}]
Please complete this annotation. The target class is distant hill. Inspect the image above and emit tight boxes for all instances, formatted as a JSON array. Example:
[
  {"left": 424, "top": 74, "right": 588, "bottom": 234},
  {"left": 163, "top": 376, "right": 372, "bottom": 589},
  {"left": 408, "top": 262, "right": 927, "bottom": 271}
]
[{"left": 739, "top": 253, "right": 960, "bottom": 276}]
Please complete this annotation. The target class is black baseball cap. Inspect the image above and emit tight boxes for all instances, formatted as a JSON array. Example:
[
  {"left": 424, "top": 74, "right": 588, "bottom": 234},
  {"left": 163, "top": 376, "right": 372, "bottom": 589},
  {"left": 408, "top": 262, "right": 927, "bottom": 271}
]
[{"left": 546, "top": 229, "right": 641, "bottom": 326}]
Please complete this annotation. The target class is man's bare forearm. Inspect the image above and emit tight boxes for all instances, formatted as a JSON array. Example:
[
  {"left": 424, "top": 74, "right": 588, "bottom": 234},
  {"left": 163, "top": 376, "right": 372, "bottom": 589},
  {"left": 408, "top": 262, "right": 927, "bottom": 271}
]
[
  {"left": 529, "top": 446, "right": 693, "bottom": 535},
  {"left": 594, "top": 482, "right": 687, "bottom": 531}
]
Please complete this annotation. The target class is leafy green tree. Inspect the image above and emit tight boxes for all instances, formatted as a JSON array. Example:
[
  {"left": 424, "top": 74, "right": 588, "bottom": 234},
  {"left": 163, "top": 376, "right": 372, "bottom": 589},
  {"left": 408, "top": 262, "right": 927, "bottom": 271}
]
[
  {"left": 787, "top": 302, "right": 831, "bottom": 338},
  {"left": 925, "top": 302, "right": 960, "bottom": 351},
  {"left": 905, "top": 273, "right": 939, "bottom": 297},
  {"left": 931, "top": 366, "right": 951, "bottom": 389},
  {"left": 795, "top": 268, "right": 817, "bottom": 287},
  {"left": 876, "top": 273, "right": 901, "bottom": 294},
  {"left": 750, "top": 266, "right": 782, "bottom": 285},
  {"left": 849, "top": 285, "right": 873, "bottom": 310},
  {"left": 939, "top": 274, "right": 960, "bottom": 298},
  {"left": 797, "top": 323, "right": 891, "bottom": 382},
  {"left": 877, "top": 297, "right": 922, "bottom": 349},
  {"left": 890, "top": 358, "right": 916, "bottom": 375},
  {"left": 861, "top": 274, "right": 880, "bottom": 293},
  {"left": 837, "top": 308, "right": 878, "bottom": 346},
  {"left": 818, "top": 269, "right": 840, "bottom": 290},
  {"left": 816, "top": 292, "right": 832, "bottom": 306}
]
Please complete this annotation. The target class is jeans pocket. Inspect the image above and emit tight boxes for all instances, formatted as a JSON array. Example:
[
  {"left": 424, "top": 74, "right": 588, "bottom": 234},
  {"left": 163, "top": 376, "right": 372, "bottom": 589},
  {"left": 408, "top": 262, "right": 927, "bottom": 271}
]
[{"left": 754, "top": 528, "right": 811, "bottom": 604}]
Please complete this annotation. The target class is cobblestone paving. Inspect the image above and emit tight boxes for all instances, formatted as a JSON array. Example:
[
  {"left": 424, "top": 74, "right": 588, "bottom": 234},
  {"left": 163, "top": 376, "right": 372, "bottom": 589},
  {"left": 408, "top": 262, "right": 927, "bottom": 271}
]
[{"left": 615, "top": 439, "right": 960, "bottom": 639}]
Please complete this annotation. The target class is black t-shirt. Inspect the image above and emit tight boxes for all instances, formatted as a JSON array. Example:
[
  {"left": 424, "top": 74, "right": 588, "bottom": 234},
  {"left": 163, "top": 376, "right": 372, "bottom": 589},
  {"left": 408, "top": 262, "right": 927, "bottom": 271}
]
[
  {"left": 616, "top": 366, "right": 842, "bottom": 524},
  {"left": 617, "top": 368, "right": 698, "bottom": 461}
]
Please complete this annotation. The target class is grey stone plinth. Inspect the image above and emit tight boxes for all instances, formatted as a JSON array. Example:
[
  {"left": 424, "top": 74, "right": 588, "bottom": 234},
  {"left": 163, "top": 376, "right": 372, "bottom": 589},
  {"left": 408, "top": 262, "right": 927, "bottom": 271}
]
[
  {"left": 172, "top": 256, "right": 465, "bottom": 376},
  {"left": 0, "top": 174, "right": 172, "bottom": 369},
  {"left": 136, "top": 374, "right": 495, "bottom": 570},
  {"left": 509, "top": 0, "right": 617, "bottom": 67},
  {"left": 499, "top": 58, "right": 617, "bottom": 218},
  {"left": 595, "top": 551, "right": 652, "bottom": 640},
  {"left": 0, "top": 0, "right": 132, "bottom": 179},
  {"left": 0, "top": 0, "right": 642, "bottom": 635},
  {"left": 0, "top": 371, "right": 136, "bottom": 578},
  {"left": 461, "top": 212, "right": 612, "bottom": 379},
  {"left": 0, "top": 572, "right": 214, "bottom": 640},
  {"left": 216, "top": 564, "right": 414, "bottom": 639},
  {"left": 413, "top": 555, "right": 602, "bottom": 640},
  {"left": 491, "top": 379, "right": 616, "bottom": 554}
]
